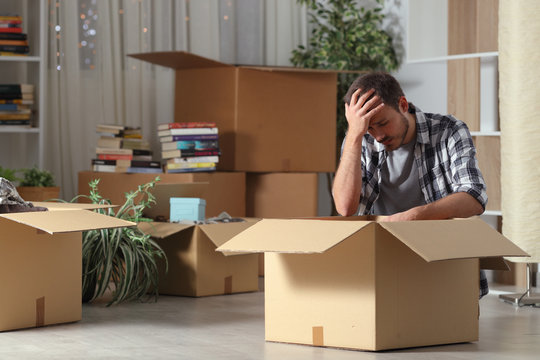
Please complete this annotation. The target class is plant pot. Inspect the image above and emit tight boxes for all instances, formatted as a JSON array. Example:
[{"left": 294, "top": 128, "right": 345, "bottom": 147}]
[{"left": 16, "top": 186, "right": 61, "bottom": 202}]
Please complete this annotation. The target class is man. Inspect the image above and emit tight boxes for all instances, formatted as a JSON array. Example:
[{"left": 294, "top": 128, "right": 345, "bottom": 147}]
[{"left": 332, "top": 72, "right": 488, "bottom": 296}]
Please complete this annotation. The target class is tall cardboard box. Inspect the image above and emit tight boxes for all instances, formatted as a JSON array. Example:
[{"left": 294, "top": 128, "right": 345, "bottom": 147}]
[
  {"left": 139, "top": 220, "right": 259, "bottom": 297},
  {"left": 246, "top": 172, "right": 319, "bottom": 275},
  {"left": 78, "top": 171, "right": 246, "bottom": 218},
  {"left": 128, "top": 51, "right": 337, "bottom": 172},
  {"left": 218, "top": 217, "right": 528, "bottom": 351},
  {"left": 0, "top": 203, "right": 134, "bottom": 332}
]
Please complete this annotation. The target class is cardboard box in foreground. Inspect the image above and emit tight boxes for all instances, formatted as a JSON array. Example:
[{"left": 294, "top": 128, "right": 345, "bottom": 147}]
[
  {"left": 0, "top": 202, "right": 134, "bottom": 332},
  {"left": 218, "top": 217, "right": 528, "bottom": 351},
  {"left": 128, "top": 51, "right": 337, "bottom": 172},
  {"left": 139, "top": 220, "right": 259, "bottom": 297}
]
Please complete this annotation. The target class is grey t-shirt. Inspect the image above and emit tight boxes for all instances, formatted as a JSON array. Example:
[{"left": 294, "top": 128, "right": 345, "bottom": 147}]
[{"left": 372, "top": 140, "right": 426, "bottom": 215}]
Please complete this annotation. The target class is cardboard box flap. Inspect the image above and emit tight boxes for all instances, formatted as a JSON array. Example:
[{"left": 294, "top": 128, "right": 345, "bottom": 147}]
[
  {"left": 379, "top": 218, "right": 529, "bottom": 262},
  {"left": 138, "top": 221, "right": 194, "bottom": 239},
  {"left": 480, "top": 257, "right": 510, "bottom": 271},
  {"left": 199, "top": 219, "right": 260, "bottom": 248},
  {"left": 241, "top": 66, "right": 363, "bottom": 75},
  {"left": 216, "top": 218, "right": 372, "bottom": 254},
  {"left": 128, "top": 51, "right": 230, "bottom": 70},
  {"left": 0, "top": 209, "right": 135, "bottom": 234},
  {"left": 32, "top": 202, "right": 118, "bottom": 211}
]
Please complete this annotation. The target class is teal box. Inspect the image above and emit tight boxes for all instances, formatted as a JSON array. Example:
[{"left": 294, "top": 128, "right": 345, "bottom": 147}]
[{"left": 170, "top": 197, "right": 206, "bottom": 222}]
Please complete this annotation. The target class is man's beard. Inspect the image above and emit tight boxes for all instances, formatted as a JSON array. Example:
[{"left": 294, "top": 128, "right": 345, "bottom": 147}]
[{"left": 384, "top": 114, "right": 410, "bottom": 152}]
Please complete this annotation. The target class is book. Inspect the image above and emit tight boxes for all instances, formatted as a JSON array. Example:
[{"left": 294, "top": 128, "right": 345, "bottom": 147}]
[
  {"left": 130, "top": 160, "right": 161, "bottom": 168},
  {"left": 161, "top": 149, "right": 221, "bottom": 159},
  {"left": 0, "top": 40, "right": 28, "bottom": 46},
  {"left": 0, "top": 99, "right": 33, "bottom": 105},
  {"left": 97, "top": 153, "right": 133, "bottom": 161},
  {"left": 96, "top": 123, "right": 125, "bottom": 134},
  {"left": 157, "top": 122, "right": 216, "bottom": 130},
  {"left": 164, "top": 166, "right": 217, "bottom": 173},
  {"left": 0, "top": 32, "right": 26, "bottom": 41},
  {"left": 166, "top": 155, "right": 219, "bottom": 164},
  {"left": 92, "top": 158, "right": 131, "bottom": 168},
  {"left": 122, "top": 138, "right": 151, "bottom": 150},
  {"left": 159, "top": 134, "right": 219, "bottom": 143},
  {"left": 0, "top": 103, "right": 29, "bottom": 111},
  {"left": 97, "top": 137, "right": 123, "bottom": 149},
  {"left": 95, "top": 147, "right": 133, "bottom": 155},
  {"left": 165, "top": 162, "right": 216, "bottom": 170},
  {"left": 0, "top": 27, "right": 23, "bottom": 34},
  {"left": 0, "top": 113, "right": 31, "bottom": 120},
  {"left": 126, "top": 167, "right": 163, "bottom": 174},
  {"left": 161, "top": 140, "right": 219, "bottom": 152},
  {"left": 92, "top": 164, "right": 129, "bottom": 173},
  {"left": 157, "top": 127, "right": 218, "bottom": 137},
  {"left": 0, "top": 119, "right": 30, "bottom": 126},
  {"left": 0, "top": 16, "right": 23, "bottom": 22}
]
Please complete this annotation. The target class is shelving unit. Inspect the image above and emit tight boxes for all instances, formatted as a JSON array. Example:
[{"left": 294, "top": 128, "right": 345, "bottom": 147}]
[
  {"left": 0, "top": 0, "right": 47, "bottom": 169},
  {"left": 407, "top": 0, "right": 501, "bottom": 216}
]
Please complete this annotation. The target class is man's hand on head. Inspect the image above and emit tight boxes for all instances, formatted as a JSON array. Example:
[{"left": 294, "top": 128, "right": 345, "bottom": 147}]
[{"left": 345, "top": 88, "right": 385, "bottom": 138}]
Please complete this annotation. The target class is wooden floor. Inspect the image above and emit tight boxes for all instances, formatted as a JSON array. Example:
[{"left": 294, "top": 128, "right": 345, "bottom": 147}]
[{"left": 1, "top": 282, "right": 539, "bottom": 359}]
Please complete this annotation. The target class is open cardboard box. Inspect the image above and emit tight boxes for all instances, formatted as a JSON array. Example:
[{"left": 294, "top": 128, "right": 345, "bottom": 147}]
[
  {"left": 0, "top": 202, "right": 135, "bottom": 332},
  {"left": 128, "top": 51, "right": 338, "bottom": 172},
  {"left": 217, "top": 216, "right": 528, "bottom": 351},
  {"left": 139, "top": 220, "right": 260, "bottom": 297}
]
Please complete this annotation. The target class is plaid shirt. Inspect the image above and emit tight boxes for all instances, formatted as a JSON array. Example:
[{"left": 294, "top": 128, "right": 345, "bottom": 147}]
[
  {"left": 350, "top": 104, "right": 489, "bottom": 298},
  {"left": 358, "top": 104, "right": 488, "bottom": 215}
]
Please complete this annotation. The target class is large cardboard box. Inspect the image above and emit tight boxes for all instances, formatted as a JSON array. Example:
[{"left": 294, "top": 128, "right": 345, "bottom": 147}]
[
  {"left": 128, "top": 51, "right": 337, "bottom": 172},
  {"left": 246, "top": 172, "right": 319, "bottom": 275},
  {"left": 78, "top": 171, "right": 246, "bottom": 218},
  {"left": 139, "top": 220, "right": 259, "bottom": 297},
  {"left": 0, "top": 202, "right": 134, "bottom": 332},
  {"left": 218, "top": 217, "right": 528, "bottom": 351}
]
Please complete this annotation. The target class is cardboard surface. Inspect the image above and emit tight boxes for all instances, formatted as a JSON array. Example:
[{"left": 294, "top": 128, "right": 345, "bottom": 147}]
[
  {"left": 246, "top": 173, "right": 318, "bottom": 218},
  {"left": 139, "top": 220, "right": 259, "bottom": 297},
  {"left": 129, "top": 51, "right": 337, "bottom": 172},
  {"left": 78, "top": 171, "right": 246, "bottom": 218},
  {"left": 217, "top": 216, "right": 528, "bottom": 351},
  {"left": 0, "top": 203, "right": 135, "bottom": 332}
]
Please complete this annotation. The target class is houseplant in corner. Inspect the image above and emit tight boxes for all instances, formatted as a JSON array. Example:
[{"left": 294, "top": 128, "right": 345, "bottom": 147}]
[
  {"left": 70, "top": 177, "right": 167, "bottom": 306},
  {"left": 16, "top": 166, "right": 60, "bottom": 201}
]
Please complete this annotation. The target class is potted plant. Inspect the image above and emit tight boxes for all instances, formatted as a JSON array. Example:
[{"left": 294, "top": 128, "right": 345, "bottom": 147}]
[
  {"left": 69, "top": 177, "right": 167, "bottom": 306},
  {"left": 0, "top": 165, "right": 21, "bottom": 183},
  {"left": 15, "top": 166, "right": 60, "bottom": 202},
  {"left": 291, "top": 0, "right": 400, "bottom": 149}
]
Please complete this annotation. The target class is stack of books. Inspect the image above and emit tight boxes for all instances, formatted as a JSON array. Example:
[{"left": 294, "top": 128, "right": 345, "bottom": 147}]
[
  {"left": 93, "top": 124, "right": 162, "bottom": 173},
  {"left": 0, "top": 83, "right": 33, "bottom": 127},
  {"left": 158, "top": 122, "right": 220, "bottom": 173},
  {"left": 0, "top": 15, "right": 29, "bottom": 56}
]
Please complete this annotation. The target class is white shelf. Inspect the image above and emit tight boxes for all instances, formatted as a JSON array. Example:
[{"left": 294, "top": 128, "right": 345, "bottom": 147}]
[
  {"left": 0, "top": 55, "right": 41, "bottom": 62},
  {"left": 406, "top": 52, "right": 499, "bottom": 65},
  {"left": 470, "top": 131, "right": 501, "bottom": 137},
  {"left": 0, "top": 127, "right": 39, "bottom": 134}
]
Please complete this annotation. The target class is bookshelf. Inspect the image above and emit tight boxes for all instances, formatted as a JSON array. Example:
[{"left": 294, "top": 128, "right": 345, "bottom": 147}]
[
  {"left": 407, "top": 0, "right": 501, "bottom": 216},
  {"left": 0, "top": 0, "right": 47, "bottom": 169}
]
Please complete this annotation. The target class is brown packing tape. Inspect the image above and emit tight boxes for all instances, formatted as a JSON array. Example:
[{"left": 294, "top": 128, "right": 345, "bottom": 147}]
[
  {"left": 224, "top": 276, "right": 233, "bottom": 294},
  {"left": 312, "top": 326, "right": 324, "bottom": 347},
  {"left": 36, "top": 296, "right": 45, "bottom": 327}
]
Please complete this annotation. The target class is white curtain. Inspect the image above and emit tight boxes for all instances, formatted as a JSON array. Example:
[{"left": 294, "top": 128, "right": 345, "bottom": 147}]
[{"left": 45, "top": 0, "right": 307, "bottom": 200}]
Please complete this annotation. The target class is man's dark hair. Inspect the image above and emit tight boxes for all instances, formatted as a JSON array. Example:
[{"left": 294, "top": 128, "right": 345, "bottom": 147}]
[{"left": 343, "top": 72, "right": 405, "bottom": 113}]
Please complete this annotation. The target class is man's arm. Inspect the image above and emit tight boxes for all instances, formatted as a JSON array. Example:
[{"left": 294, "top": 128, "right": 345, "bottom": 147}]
[
  {"left": 332, "top": 89, "right": 383, "bottom": 216},
  {"left": 384, "top": 192, "right": 484, "bottom": 221}
]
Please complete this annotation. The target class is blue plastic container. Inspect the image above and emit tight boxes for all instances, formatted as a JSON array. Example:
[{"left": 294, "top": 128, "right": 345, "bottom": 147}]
[{"left": 170, "top": 197, "right": 206, "bottom": 222}]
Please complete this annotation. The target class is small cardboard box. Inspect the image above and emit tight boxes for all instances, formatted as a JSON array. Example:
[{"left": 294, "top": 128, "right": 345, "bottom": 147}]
[
  {"left": 139, "top": 220, "right": 259, "bottom": 297},
  {"left": 170, "top": 197, "right": 206, "bottom": 222},
  {"left": 217, "top": 217, "right": 528, "bottom": 351},
  {"left": 78, "top": 171, "right": 246, "bottom": 218},
  {"left": 128, "top": 51, "right": 337, "bottom": 172},
  {"left": 0, "top": 202, "right": 135, "bottom": 332}
]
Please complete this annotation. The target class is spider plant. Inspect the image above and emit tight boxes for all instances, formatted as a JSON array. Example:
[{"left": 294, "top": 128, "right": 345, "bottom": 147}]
[{"left": 69, "top": 177, "right": 167, "bottom": 306}]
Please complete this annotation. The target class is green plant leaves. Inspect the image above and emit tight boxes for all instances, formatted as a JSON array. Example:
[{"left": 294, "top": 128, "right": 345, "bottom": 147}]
[{"left": 73, "top": 177, "right": 166, "bottom": 306}]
